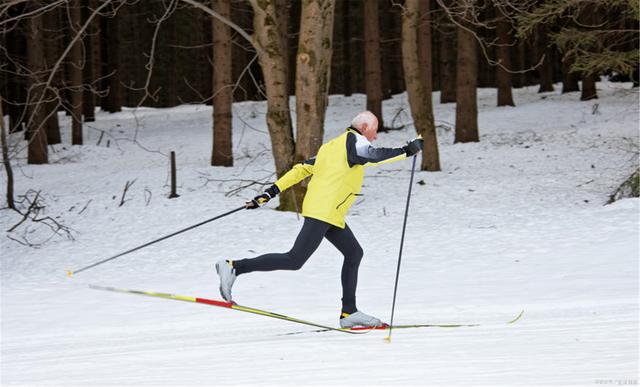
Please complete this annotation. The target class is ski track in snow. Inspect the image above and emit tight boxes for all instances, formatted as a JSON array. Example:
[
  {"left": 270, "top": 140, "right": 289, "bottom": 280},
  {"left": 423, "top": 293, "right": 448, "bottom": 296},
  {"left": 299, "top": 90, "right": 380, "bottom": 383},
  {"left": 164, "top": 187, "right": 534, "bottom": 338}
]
[{"left": 1, "top": 83, "right": 638, "bottom": 385}]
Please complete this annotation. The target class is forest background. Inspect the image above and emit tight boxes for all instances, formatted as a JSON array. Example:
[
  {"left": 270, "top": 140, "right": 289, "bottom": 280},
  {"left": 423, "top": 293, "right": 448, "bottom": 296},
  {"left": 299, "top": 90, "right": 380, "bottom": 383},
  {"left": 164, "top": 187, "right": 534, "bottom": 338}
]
[{"left": 1, "top": 0, "right": 638, "bottom": 214}]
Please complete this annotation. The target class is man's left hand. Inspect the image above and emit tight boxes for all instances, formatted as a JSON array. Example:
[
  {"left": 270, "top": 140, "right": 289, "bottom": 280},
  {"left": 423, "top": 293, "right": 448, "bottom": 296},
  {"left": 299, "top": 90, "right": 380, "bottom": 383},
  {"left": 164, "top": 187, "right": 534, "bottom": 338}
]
[{"left": 403, "top": 138, "right": 424, "bottom": 156}]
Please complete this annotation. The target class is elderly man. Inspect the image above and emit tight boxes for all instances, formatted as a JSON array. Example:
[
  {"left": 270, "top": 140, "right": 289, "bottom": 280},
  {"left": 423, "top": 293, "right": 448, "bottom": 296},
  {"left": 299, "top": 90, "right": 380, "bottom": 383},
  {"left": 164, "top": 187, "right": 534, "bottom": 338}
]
[{"left": 216, "top": 111, "right": 423, "bottom": 328}]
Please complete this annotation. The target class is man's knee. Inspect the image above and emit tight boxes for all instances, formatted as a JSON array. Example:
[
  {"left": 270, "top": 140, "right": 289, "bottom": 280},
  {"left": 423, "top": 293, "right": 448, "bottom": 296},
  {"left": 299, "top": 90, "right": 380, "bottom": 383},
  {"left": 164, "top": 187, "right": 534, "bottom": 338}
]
[
  {"left": 347, "top": 245, "right": 363, "bottom": 265},
  {"left": 286, "top": 251, "right": 308, "bottom": 270}
]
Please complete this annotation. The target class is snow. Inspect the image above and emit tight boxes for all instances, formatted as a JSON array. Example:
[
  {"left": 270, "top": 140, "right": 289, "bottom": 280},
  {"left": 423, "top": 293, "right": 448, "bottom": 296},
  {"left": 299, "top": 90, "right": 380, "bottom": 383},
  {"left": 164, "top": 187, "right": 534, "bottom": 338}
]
[{"left": 1, "top": 82, "right": 639, "bottom": 385}]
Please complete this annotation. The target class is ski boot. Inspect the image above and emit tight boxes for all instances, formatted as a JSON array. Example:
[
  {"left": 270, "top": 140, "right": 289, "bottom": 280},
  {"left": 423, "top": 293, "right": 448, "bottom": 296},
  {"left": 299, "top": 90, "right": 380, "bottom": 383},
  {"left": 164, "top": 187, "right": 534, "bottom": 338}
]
[
  {"left": 215, "top": 259, "right": 236, "bottom": 302},
  {"left": 339, "top": 311, "right": 385, "bottom": 328}
]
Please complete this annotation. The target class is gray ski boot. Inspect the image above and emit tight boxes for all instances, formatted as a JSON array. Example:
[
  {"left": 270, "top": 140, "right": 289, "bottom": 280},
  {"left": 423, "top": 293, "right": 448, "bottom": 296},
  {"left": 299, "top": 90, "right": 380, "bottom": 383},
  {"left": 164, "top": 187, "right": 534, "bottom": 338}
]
[
  {"left": 215, "top": 260, "right": 236, "bottom": 302},
  {"left": 339, "top": 311, "right": 384, "bottom": 328}
]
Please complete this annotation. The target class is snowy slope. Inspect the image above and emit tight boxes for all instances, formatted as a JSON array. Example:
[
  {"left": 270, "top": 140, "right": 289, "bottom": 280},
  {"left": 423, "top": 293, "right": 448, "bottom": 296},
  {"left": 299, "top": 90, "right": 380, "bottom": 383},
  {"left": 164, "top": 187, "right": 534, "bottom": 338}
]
[{"left": 1, "top": 82, "right": 638, "bottom": 385}]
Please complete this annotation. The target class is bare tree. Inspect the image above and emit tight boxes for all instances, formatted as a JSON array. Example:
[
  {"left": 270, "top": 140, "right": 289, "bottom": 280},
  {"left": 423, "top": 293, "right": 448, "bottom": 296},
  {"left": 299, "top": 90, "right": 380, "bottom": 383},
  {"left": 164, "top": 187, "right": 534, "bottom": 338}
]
[
  {"left": 101, "top": 4, "right": 121, "bottom": 113},
  {"left": 363, "top": 0, "right": 383, "bottom": 128},
  {"left": 25, "top": 4, "right": 48, "bottom": 164},
  {"left": 69, "top": 0, "right": 83, "bottom": 145},
  {"left": 438, "top": 19, "right": 457, "bottom": 103},
  {"left": 249, "top": 0, "right": 296, "bottom": 210},
  {"left": 294, "top": 0, "right": 336, "bottom": 160},
  {"left": 42, "top": 6, "right": 61, "bottom": 143},
  {"left": 340, "top": 0, "right": 352, "bottom": 96},
  {"left": 179, "top": 0, "right": 298, "bottom": 210},
  {"left": 534, "top": 24, "right": 554, "bottom": 93},
  {"left": 495, "top": 6, "right": 515, "bottom": 106},
  {"left": 0, "top": 100, "right": 15, "bottom": 209},
  {"left": 82, "top": 0, "right": 97, "bottom": 122},
  {"left": 454, "top": 1, "right": 479, "bottom": 143},
  {"left": 402, "top": 0, "right": 441, "bottom": 171},
  {"left": 4, "top": 3, "right": 28, "bottom": 134},
  {"left": 211, "top": 0, "right": 233, "bottom": 166},
  {"left": 3, "top": 1, "right": 115, "bottom": 166}
]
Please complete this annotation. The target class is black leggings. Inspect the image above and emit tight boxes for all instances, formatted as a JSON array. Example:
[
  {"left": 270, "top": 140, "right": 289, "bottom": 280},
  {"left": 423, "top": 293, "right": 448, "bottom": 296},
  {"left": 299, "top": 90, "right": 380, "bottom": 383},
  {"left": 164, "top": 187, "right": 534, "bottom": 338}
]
[{"left": 233, "top": 217, "right": 363, "bottom": 314}]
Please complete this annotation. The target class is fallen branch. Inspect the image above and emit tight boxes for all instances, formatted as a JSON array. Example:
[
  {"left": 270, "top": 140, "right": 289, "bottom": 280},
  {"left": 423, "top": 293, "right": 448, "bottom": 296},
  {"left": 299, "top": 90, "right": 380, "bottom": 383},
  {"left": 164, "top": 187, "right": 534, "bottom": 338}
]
[
  {"left": 119, "top": 179, "right": 136, "bottom": 207},
  {"left": 6, "top": 189, "right": 75, "bottom": 247}
]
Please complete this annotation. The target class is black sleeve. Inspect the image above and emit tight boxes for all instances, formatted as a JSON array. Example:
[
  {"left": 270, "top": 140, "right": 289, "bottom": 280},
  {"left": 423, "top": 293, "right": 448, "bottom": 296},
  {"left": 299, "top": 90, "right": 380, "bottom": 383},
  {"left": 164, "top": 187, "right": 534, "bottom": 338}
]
[
  {"left": 265, "top": 184, "right": 280, "bottom": 197},
  {"left": 346, "top": 132, "right": 405, "bottom": 167}
]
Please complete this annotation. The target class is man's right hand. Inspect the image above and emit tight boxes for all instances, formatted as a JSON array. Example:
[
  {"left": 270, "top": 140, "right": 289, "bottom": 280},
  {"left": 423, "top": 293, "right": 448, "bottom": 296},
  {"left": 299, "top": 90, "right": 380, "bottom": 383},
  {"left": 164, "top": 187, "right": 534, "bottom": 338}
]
[
  {"left": 246, "top": 193, "right": 271, "bottom": 209},
  {"left": 403, "top": 138, "right": 424, "bottom": 156},
  {"left": 246, "top": 185, "right": 280, "bottom": 209}
]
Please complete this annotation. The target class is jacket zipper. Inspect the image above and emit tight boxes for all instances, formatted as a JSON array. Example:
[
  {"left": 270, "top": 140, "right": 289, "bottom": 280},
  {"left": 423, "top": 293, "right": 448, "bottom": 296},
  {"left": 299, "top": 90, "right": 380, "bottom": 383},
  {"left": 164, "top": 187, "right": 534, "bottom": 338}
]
[{"left": 335, "top": 193, "right": 363, "bottom": 209}]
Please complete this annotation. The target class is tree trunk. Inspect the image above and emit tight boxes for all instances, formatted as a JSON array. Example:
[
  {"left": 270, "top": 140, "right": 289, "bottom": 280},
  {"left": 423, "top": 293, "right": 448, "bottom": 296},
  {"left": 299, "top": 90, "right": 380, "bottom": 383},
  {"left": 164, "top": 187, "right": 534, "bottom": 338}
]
[
  {"left": 341, "top": 0, "right": 352, "bottom": 96},
  {"left": 0, "top": 100, "right": 15, "bottom": 209},
  {"left": 82, "top": 1, "right": 96, "bottom": 122},
  {"left": 561, "top": 55, "right": 580, "bottom": 93},
  {"left": 276, "top": 0, "right": 290, "bottom": 97},
  {"left": 402, "top": 0, "right": 440, "bottom": 171},
  {"left": 381, "top": 5, "right": 403, "bottom": 98},
  {"left": 495, "top": 11, "right": 515, "bottom": 106},
  {"left": 6, "top": 5, "right": 27, "bottom": 133},
  {"left": 164, "top": 8, "right": 179, "bottom": 108},
  {"left": 417, "top": 0, "right": 432, "bottom": 96},
  {"left": 101, "top": 13, "right": 122, "bottom": 112},
  {"left": 363, "top": 0, "right": 383, "bottom": 129},
  {"left": 43, "top": 6, "right": 61, "bottom": 144},
  {"left": 454, "top": 11, "right": 479, "bottom": 143},
  {"left": 61, "top": 9, "right": 73, "bottom": 119},
  {"left": 431, "top": 8, "right": 441, "bottom": 93},
  {"left": 211, "top": 0, "right": 233, "bottom": 166},
  {"left": 70, "top": 0, "right": 84, "bottom": 145},
  {"left": 535, "top": 25, "right": 554, "bottom": 93},
  {"left": 439, "top": 22, "right": 456, "bottom": 103},
  {"left": 330, "top": 0, "right": 353, "bottom": 96},
  {"left": 250, "top": 0, "right": 296, "bottom": 211},
  {"left": 512, "top": 37, "right": 526, "bottom": 88},
  {"left": 26, "top": 9, "right": 48, "bottom": 164},
  {"left": 295, "top": 0, "right": 336, "bottom": 160},
  {"left": 579, "top": 4, "right": 598, "bottom": 101},
  {"left": 581, "top": 74, "right": 598, "bottom": 101},
  {"left": 287, "top": 0, "right": 301, "bottom": 97}
]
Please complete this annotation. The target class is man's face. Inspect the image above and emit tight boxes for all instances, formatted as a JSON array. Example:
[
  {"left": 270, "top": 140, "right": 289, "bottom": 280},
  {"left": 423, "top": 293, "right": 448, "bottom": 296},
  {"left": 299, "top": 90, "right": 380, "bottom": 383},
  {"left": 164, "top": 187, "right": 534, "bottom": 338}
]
[{"left": 363, "top": 118, "right": 378, "bottom": 142}]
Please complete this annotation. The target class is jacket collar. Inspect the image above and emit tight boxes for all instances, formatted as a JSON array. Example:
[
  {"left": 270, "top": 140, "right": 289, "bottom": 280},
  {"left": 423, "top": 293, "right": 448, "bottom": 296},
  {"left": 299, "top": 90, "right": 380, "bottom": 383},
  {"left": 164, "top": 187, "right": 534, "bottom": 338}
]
[{"left": 347, "top": 125, "right": 363, "bottom": 136}]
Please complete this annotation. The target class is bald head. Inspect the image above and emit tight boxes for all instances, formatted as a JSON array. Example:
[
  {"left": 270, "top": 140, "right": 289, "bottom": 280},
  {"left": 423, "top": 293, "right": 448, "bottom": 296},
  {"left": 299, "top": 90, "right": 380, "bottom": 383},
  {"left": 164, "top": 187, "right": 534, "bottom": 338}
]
[{"left": 351, "top": 111, "right": 379, "bottom": 142}]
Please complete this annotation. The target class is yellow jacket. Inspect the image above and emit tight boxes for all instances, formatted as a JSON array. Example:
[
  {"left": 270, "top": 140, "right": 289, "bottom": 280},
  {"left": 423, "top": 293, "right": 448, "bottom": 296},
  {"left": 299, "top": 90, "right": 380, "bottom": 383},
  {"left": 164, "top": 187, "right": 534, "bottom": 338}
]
[{"left": 274, "top": 128, "right": 407, "bottom": 228}]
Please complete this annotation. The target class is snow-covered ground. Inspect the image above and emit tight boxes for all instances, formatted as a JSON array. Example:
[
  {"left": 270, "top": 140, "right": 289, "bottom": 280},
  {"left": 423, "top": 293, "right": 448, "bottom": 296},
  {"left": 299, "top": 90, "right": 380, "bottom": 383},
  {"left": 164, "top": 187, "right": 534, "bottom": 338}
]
[{"left": 1, "top": 82, "right": 638, "bottom": 386}]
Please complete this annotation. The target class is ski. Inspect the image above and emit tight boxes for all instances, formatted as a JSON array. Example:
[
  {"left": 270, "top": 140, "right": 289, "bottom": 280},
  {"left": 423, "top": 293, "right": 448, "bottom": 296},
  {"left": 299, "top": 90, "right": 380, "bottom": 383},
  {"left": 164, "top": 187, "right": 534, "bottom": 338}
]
[
  {"left": 281, "top": 310, "right": 524, "bottom": 336},
  {"left": 89, "top": 285, "right": 371, "bottom": 334},
  {"left": 279, "top": 322, "right": 479, "bottom": 336}
]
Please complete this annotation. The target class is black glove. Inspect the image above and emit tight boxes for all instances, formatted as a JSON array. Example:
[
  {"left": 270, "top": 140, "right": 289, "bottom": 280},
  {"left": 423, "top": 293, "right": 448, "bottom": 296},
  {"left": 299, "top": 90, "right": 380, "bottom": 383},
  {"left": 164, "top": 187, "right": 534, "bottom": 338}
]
[
  {"left": 246, "top": 184, "right": 280, "bottom": 209},
  {"left": 403, "top": 138, "right": 424, "bottom": 156}
]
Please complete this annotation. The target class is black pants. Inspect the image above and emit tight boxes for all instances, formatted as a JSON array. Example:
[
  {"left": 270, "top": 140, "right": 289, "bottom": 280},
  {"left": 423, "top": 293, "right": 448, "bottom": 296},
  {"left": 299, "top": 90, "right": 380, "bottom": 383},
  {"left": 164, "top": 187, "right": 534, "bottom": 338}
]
[{"left": 233, "top": 217, "right": 363, "bottom": 314}]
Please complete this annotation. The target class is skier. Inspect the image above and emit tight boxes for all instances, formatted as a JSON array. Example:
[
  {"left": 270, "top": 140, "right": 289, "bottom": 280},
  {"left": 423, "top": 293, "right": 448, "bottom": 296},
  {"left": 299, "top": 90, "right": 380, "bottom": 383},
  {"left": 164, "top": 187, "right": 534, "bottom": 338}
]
[{"left": 216, "top": 111, "right": 423, "bottom": 328}]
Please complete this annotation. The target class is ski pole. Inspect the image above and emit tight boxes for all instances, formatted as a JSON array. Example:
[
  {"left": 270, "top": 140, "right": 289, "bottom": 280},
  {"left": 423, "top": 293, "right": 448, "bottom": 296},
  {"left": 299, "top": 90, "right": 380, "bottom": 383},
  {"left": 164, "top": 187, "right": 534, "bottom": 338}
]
[
  {"left": 66, "top": 204, "right": 247, "bottom": 277},
  {"left": 385, "top": 155, "right": 418, "bottom": 343}
]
